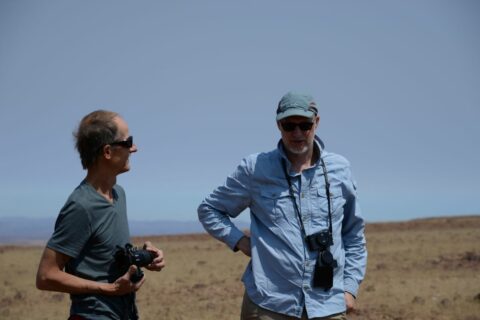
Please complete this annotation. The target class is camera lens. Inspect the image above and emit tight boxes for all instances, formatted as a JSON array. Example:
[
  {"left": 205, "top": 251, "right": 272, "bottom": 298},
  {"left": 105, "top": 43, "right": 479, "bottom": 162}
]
[{"left": 133, "top": 250, "right": 154, "bottom": 267}]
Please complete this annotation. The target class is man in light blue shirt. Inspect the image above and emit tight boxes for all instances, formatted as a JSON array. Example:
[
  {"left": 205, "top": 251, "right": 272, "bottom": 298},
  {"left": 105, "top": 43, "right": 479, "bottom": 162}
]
[{"left": 198, "top": 92, "right": 367, "bottom": 319}]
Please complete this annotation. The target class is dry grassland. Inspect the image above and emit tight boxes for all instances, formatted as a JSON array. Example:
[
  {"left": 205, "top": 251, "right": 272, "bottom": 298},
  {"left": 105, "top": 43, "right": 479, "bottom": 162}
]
[{"left": 0, "top": 216, "right": 479, "bottom": 320}]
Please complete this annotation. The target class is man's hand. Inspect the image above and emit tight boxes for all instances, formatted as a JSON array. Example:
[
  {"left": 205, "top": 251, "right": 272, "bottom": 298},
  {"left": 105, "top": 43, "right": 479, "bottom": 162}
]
[
  {"left": 143, "top": 241, "right": 165, "bottom": 272},
  {"left": 109, "top": 265, "right": 145, "bottom": 296},
  {"left": 235, "top": 236, "right": 251, "bottom": 257},
  {"left": 345, "top": 292, "right": 356, "bottom": 313}
]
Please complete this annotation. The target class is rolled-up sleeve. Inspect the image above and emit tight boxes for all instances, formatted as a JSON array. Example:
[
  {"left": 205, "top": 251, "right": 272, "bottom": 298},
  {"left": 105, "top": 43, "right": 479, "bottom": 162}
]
[
  {"left": 341, "top": 168, "right": 367, "bottom": 297},
  {"left": 198, "top": 157, "right": 252, "bottom": 250}
]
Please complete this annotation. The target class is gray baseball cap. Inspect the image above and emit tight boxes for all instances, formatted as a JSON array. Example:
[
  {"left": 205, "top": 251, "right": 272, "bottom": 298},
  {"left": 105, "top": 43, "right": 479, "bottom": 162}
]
[{"left": 276, "top": 91, "right": 318, "bottom": 121}]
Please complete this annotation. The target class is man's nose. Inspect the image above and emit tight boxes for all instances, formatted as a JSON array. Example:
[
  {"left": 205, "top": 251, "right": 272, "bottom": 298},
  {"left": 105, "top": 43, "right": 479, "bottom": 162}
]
[{"left": 292, "top": 126, "right": 304, "bottom": 135}]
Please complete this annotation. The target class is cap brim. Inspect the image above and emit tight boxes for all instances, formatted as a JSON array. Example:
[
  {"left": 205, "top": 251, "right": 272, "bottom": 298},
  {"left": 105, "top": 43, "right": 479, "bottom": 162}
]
[{"left": 276, "top": 109, "right": 315, "bottom": 121}]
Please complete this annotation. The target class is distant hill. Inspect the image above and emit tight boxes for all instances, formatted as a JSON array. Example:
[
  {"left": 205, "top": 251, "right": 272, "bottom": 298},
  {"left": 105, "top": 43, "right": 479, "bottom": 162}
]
[
  {"left": 0, "top": 216, "right": 249, "bottom": 244},
  {"left": 2, "top": 215, "right": 477, "bottom": 245},
  {"left": 0, "top": 217, "right": 55, "bottom": 244},
  {"left": 128, "top": 219, "right": 249, "bottom": 237}
]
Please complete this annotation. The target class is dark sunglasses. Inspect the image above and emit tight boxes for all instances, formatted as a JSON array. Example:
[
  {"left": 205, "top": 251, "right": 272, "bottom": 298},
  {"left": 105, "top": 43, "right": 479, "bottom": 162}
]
[
  {"left": 110, "top": 136, "right": 133, "bottom": 148},
  {"left": 280, "top": 122, "right": 314, "bottom": 132}
]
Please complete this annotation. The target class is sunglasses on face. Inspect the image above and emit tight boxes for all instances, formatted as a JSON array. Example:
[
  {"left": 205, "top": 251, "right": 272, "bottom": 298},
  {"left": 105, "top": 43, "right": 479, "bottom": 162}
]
[
  {"left": 109, "top": 136, "right": 133, "bottom": 148},
  {"left": 280, "top": 122, "right": 314, "bottom": 132}
]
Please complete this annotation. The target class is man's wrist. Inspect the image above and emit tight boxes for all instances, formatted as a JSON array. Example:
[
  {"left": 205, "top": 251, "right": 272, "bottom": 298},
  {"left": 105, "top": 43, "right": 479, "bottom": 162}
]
[
  {"left": 226, "top": 228, "right": 248, "bottom": 251},
  {"left": 234, "top": 236, "right": 247, "bottom": 252},
  {"left": 92, "top": 282, "right": 116, "bottom": 295}
]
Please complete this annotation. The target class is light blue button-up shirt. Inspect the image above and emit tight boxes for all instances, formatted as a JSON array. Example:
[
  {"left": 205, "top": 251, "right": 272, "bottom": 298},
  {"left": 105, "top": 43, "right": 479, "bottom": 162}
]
[{"left": 198, "top": 137, "right": 367, "bottom": 318}]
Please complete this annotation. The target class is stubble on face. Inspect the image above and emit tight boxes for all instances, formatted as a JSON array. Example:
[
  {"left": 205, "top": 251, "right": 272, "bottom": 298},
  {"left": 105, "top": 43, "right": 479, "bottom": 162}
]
[
  {"left": 283, "top": 141, "right": 309, "bottom": 155},
  {"left": 279, "top": 116, "right": 318, "bottom": 157}
]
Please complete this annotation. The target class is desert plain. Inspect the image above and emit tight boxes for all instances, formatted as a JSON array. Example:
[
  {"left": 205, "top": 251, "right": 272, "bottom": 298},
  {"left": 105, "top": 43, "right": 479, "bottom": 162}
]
[{"left": 0, "top": 215, "right": 479, "bottom": 320}]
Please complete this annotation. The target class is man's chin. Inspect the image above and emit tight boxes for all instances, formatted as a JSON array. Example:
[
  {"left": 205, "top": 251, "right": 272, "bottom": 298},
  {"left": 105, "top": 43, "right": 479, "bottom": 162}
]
[
  {"left": 118, "top": 166, "right": 131, "bottom": 174},
  {"left": 285, "top": 145, "right": 308, "bottom": 155}
]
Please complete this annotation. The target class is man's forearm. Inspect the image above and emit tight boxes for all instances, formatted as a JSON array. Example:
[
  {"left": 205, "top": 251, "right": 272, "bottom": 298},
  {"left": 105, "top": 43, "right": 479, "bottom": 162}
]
[
  {"left": 198, "top": 203, "right": 246, "bottom": 250},
  {"left": 36, "top": 267, "right": 115, "bottom": 295},
  {"left": 36, "top": 247, "right": 123, "bottom": 296}
]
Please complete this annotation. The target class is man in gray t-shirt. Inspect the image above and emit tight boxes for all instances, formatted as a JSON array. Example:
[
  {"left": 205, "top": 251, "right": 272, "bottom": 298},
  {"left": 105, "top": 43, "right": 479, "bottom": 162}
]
[{"left": 36, "top": 110, "right": 165, "bottom": 320}]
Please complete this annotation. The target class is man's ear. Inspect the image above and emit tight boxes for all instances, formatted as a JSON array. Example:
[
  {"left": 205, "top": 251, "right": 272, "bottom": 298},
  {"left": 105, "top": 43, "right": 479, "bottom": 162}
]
[{"left": 102, "top": 145, "right": 113, "bottom": 160}]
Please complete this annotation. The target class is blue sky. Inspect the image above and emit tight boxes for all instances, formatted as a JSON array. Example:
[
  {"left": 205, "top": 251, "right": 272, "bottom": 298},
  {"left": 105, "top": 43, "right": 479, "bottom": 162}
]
[{"left": 1, "top": 0, "right": 479, "bottom": 223}]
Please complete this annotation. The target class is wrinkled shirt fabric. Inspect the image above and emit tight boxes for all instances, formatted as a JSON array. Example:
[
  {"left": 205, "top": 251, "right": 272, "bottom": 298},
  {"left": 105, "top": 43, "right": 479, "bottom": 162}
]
[{"left": 198, "top": 137, "right": 367, "bottom": 318}]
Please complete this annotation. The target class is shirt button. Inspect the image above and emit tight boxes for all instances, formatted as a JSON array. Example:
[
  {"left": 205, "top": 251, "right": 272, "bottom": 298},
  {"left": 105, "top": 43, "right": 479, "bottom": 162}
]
[
  {"left": 303, "top": 284, "right": 309, "bottom": 290},
  {"left": 301, "top": 192, "right": 305, "bottom": 198}
]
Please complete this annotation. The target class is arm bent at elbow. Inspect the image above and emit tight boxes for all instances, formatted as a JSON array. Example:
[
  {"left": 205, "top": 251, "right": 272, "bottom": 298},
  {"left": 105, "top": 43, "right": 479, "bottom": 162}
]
[{"left": 36, "top": 247, "right": 143, "bottom": 296}]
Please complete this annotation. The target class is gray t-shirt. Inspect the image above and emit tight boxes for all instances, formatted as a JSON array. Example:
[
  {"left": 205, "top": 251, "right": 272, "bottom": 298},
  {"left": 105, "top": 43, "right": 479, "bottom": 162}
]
[{"left": 48, "top": 180, "right": 137, "bottom": 320}]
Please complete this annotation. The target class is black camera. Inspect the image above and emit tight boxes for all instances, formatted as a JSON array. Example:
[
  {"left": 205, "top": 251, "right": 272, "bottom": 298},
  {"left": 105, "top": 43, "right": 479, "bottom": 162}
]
[
  {"left": 306, "top": 231, "right": 337, "bottom": 290},
  {"left": 114, "top": 243, "right": 154, "bottom": 283},
  {"left": 305, "top": 230, "right": 333, "bottom": 251}
]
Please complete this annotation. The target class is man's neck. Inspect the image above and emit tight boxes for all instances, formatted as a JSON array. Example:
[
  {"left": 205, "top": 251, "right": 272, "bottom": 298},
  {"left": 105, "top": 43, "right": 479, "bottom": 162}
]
[{"left": 85, "top": 167, "right": 117, "bottom": 202}]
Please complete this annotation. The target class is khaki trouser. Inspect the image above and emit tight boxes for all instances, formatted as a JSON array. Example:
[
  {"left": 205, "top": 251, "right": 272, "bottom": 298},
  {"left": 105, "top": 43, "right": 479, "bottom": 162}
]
[{"left": 241, "top": 292, "right": 347, "bottom": 320}]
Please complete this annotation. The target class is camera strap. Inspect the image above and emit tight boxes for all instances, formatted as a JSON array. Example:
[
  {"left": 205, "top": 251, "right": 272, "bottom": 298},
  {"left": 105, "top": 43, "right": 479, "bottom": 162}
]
[
  {"left": 320, "top": 155, "right": 334, "bottom": 240},
  {"left": 281, "top": 152, "right": 333, "bottom": 240}
]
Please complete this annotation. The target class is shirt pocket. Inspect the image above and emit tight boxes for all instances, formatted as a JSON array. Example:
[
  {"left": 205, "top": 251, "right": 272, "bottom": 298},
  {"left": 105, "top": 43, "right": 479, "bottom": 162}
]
[
  {"left": 312, "top": 187, "right": 345, "bottom": 221},
  {"left": 258, "top": 188, "right": 295, "bottom": 224}
]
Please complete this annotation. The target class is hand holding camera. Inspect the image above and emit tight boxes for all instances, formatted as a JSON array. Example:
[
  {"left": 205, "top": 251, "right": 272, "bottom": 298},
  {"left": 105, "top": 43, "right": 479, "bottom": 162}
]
[
  {"left": 109, "top": 265, "right": 146, "bottom": 295},
  {"left": 115, "top": 243, "right": 155, "bottom": 283},
  {"left": 142, "top": 241, "right": 166, "bottom": 272}
]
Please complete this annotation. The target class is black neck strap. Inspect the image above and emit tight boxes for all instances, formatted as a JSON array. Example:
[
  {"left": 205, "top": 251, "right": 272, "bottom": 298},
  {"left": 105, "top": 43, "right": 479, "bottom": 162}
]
[{"left": 281, "top": 153, "right": 333, "bottom": 239}]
